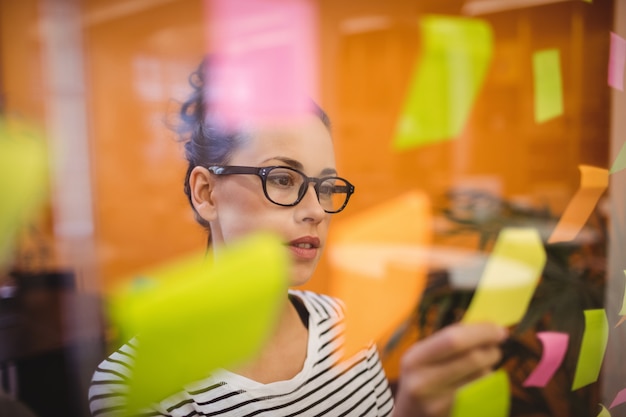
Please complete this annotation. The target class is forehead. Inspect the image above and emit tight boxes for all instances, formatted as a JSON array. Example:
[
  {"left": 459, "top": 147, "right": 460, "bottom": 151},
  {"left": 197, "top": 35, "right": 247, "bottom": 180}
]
[{"left": 231, "top": 115, "right": 336, "bottom": 172}]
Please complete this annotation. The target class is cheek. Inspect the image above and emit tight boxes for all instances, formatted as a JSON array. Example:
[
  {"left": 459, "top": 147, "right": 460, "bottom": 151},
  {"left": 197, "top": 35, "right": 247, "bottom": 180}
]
[{"left": 215, "top": 188, "right": 285, "bottom": 240}]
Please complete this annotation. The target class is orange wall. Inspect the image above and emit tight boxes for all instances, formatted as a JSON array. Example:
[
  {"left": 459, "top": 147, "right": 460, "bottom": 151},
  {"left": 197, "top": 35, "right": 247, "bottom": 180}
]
[{"left": 1, "top": 0, "right": 612, "bottom": 293}]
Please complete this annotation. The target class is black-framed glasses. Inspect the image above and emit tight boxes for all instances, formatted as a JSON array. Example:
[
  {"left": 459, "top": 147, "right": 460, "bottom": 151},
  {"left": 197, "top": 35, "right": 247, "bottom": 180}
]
[{"left": 207, "top": 165, "right": 355, "bottom": 214}]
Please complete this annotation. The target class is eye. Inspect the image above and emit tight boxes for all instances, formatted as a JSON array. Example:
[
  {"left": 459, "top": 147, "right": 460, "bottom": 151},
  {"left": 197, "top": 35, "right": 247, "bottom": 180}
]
[
  {"left": 266, "top": 168, "right": 298, "bottom": 188},
  {"left": 318, "top": 180, "right": 336, "bottom": 198}
]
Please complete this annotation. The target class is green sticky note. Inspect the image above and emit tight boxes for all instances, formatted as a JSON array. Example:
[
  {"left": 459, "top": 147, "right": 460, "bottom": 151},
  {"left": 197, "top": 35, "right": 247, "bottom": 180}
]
[
  {"left": 533, "top": 49, "right": 564, "bottom": 123},
  {"left": 111, "top": 232, "right": 289, "bottom": 414},
  {"left": 463, "top": 228, "right": 547, "bottom": 327},
  {"left": 0, "top": 119, "right": 48, "bottom": 269},
  {"left": 572, "top": 309, "right": 609, "bottom": 390},
  {"left": 451, "top": 369, "right": 510, "bottom": 417},
  {"left": 620, "top": 271, "right": 626, "bottom": 316},
  {"left": 393, "top": 15, "right": 493, "bottom": 150},
  {"left": 597, "top": 404, "right": 611, "bottom": 417},
  {"left": 610, "top": 141, "right": 626, "bottom": 174}
]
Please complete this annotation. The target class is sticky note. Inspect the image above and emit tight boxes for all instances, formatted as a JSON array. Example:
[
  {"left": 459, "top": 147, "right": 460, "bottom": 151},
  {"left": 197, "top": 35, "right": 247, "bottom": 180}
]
[
  {"left": 328, "top": 191, "right": 431, "bottom": 355},
  {"left": 608, "top": 32, "right": 626, "bottom": 91},
  {"left": 450, "top": 369, "right": 510, "bottom": 417},
  {"left": 206, "top": 0, "right": 318, "bottom": 128},
  {"left": 598, "top": 404, "right": 612, "bottom": 417},
  {"left": 610, "top": 141, "right": 626, "bottom": 174},
  {"left": 462, "top": 228, "right": 546, "bottom": 327},
  {"left": 533, "top": 49, "right": 564, "bottom": 123},
  {"left": 523, "top": 332, "right": 569, "bottom": 387},
  {"left": 610, "top": 388, "right": 626, "bottom": 409},
  {"left": 393, "top": 15, "right": 493, "bottom": 149},
  {"left": 548, "top": 165, "right": 609, "bottom": 243},
  {"left": 572, "top": 309, "right": 609, "bottom": 391},
  {"left": 619, "top": 269, "right": 626, "bottom": 316},
  {"left": 0, "top": 118, "right": 48, "bottom": 269},
  {"left": 112, "top": 232, "right": 289, "bottom": 413}
]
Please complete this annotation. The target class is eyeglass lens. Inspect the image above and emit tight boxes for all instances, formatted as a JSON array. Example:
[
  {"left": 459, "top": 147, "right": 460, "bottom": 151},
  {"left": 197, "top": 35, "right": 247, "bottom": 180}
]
[{"left": 264, "top": 167, "right": 349, "bottom": 212}]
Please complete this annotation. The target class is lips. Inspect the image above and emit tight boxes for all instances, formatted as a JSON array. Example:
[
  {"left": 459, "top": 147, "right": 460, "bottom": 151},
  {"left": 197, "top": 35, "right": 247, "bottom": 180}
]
[{"left": 288, "top": 236, "right": 320, "bottom": 260}]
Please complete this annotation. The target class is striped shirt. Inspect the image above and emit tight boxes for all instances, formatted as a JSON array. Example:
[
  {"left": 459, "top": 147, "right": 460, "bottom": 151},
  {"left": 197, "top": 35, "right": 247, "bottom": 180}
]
[{"left": 89, "top": 290, "right": 395, "bottom": 416}]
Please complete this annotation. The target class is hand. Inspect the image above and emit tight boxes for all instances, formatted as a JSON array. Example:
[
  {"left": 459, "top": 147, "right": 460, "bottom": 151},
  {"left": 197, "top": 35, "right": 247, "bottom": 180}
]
[{"left": 391, "top": 322, "right": 508, "bottom": 417}]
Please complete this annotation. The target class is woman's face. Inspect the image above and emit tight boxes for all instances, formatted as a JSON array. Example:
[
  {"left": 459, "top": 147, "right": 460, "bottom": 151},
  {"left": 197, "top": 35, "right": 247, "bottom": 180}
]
[{"left": 203, "top": 115, "right": 336, "bottom": 287}]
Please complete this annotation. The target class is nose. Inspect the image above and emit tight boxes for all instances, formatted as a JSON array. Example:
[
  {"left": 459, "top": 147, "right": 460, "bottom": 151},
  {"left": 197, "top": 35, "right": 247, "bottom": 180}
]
[{"left": 297, "top": 182, "right": 326, "bottom": 222}]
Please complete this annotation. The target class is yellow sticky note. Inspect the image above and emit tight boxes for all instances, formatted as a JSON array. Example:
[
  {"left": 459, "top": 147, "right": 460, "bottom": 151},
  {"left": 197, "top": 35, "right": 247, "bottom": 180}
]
[
  {"left": 393, "top": 15, "right": 493, "bottom": 149},
  {"left": 450, "top": 369, "right": 510, "bottom": 417},
  {"left": 548, "top": 165, "right": 608, "bottom": 244},
  {"left": 620, "top": 270, "right": 626, "bottom": 316},
  {"left": 610, "top": 141, "right": 626, "bottom": 174},
  {"left": 328, "top": 191, "right": 431, "bottom": 356},
  {"left": 597, "top": 404, "right": 611, "bottom": 417},
  {"left": 533, "top": 49, "right": 564, "bottom": 123},
  {"left": 572, "top": 309, "right": 609, "bottom": 391},
  {"left": 111, "top": 232, "right": 289, "bottom": 414},
  {"left": 463, "top": 228, "right": 546, "bottom": 327},
  {"left": 0, "top": 119, "right": 48, "bottom": 268}
]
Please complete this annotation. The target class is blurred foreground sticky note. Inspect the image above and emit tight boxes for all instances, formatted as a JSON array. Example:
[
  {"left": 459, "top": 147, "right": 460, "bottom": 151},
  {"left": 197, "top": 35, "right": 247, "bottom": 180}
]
[
  {"left": 609, "top": 32, "right": 626, "bottom": 91},
  {"left": 533, "top": 49, "right": 563, "bottom": 123},
  {"left": 0, "top": 119, "right": 48, "bottom": 269},
  {"left": 548, "top": 165, "right": 608, "bottom": 244},
  {"left": 393, "top": 15, "right": 493, "bottom": 149},
  {"left": 450, "top": 369, "right": 510, "bottom": 417},
  {"left": 523, "top": 332, "right": 569, "bottom": 387},
  {"left": 206, "top": 0, "right": 318, "bottom": 128},
  {"left": 328, "top": 191, "right": 431, "bottom": 355},
  {"left": 112, "top": 233, "right": 289, "bottom": 413},
  {"left": 572, "top": 309, "right": 609, "bottom": 391},
  {"left": 610, "top": 141, "right": 626, "bottom": 174},
  {"left": 462, "top": 228, "right": 546, "bottom": 327}
]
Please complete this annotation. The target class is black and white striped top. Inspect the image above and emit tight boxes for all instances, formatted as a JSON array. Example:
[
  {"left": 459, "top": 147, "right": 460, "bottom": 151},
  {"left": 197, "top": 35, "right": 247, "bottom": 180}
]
[{"left": 89, "top": 290, "right": 395, "bottom": 416}]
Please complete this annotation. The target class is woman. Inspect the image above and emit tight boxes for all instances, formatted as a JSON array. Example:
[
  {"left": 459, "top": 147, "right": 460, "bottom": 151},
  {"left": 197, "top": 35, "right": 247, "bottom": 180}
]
[{"left": 89, "top": 61, "right": 507, "bottom": 417}]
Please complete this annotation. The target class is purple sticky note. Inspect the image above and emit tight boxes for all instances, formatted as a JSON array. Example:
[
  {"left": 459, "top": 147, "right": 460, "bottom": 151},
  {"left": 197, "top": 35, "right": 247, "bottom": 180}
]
[
  {"left": 610, "top": 387, "right": 626, "bottom": 409},
  {"left": 523, "top": 332, "right": 569, "bottom": 387},
  {"left": 608, "top": 32, "right": 626, "bottom": 91},
  {"left": 205, "top": 0, "right": 318, "bottom": 128}
]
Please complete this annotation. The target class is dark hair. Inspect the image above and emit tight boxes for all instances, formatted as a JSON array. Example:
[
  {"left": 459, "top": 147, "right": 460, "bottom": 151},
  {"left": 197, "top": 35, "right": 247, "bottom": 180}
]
[{"left": 177, "top": 58, "right": 332, "bottom": 236}]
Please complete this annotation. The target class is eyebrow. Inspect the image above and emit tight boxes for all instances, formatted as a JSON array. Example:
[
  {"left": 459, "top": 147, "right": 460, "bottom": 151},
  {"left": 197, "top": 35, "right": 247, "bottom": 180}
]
[{"left": 264, "top": 156, "right": 338, "bottom": 176}]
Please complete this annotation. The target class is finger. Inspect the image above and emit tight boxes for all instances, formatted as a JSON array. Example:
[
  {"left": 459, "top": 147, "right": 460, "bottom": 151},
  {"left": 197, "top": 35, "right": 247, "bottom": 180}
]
[
  {"left": 401, "top": 344, "right": 503, "bottom": 397},
  {"left": 402, "top": 323, "right": 507, "bottom": 366}
]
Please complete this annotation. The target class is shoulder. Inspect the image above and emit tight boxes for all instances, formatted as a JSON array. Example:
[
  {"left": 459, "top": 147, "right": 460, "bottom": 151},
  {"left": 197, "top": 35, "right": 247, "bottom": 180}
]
[{"left": 88, "top": 339, "right": 138, "bottom": 416}]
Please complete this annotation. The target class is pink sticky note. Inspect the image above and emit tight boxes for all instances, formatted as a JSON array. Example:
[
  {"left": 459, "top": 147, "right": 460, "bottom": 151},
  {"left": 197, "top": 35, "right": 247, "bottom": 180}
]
[
  {"left": 609, "top": 33, "right": 626, "bottom": 91},
  {"left": 610, "top": 388, "right": 626, "bottom": 409},
  {"left": 523, "top": 332, "right": 569, "bottom": 387},
  {"left": 205, "top": 0, "right": 318, "bottom": 128}
]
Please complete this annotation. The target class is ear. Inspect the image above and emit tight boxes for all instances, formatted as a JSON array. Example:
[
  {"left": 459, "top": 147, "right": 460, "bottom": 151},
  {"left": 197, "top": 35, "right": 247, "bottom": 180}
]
[{"left": 189, "top": 166, "right": 217, "bottom": 222}]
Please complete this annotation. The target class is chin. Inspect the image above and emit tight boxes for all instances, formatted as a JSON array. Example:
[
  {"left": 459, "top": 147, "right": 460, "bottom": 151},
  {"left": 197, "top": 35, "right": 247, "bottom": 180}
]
[{"left": 288, "top": 266, "right": 315, "bottom": 288}]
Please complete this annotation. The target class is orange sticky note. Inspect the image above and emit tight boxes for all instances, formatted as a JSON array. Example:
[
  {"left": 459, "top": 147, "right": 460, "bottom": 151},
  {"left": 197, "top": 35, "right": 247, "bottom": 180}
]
[
  {"left": 548, "top": 165, "right": 608, "bottom": 244},
  {"left": 328, "top": 191, "right": 432, "bottom": 355}
]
